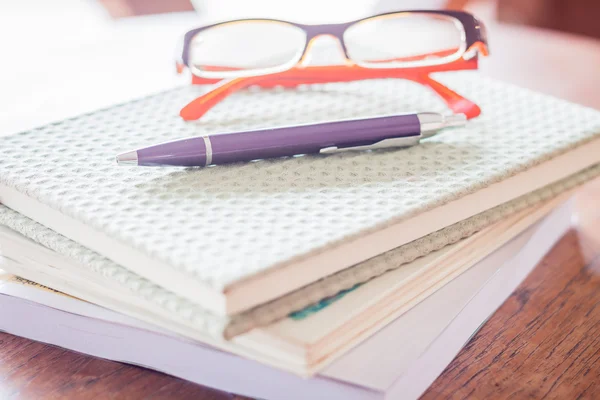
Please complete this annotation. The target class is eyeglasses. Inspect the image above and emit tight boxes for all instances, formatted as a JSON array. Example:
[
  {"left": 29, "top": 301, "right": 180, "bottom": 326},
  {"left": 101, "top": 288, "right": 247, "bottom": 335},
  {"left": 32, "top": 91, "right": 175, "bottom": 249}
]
[{"left": 176, "top": 10, "right": 489, "bottom": 121}]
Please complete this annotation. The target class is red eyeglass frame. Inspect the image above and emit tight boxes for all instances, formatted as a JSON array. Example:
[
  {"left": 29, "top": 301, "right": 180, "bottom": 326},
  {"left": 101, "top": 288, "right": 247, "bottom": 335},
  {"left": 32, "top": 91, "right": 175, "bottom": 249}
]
[{"left": 176, "top": 12, "right": 489, "bottom": 122}]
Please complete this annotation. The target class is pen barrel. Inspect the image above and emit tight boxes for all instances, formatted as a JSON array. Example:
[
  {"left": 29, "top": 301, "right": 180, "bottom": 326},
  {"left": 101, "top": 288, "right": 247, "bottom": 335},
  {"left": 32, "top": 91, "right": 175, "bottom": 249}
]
[
  {"left": 136, "top": 114, "right": 421, "bottom": 166},
  {"left": 211, "top": 114, "right": 421, "bottom": 165}
]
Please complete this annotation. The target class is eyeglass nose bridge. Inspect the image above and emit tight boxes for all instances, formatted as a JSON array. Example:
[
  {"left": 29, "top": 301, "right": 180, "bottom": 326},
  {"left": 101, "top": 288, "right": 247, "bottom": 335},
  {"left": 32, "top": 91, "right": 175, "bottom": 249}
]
[{"left": 299, "top": 23, "right": 354, "bottom": 67}]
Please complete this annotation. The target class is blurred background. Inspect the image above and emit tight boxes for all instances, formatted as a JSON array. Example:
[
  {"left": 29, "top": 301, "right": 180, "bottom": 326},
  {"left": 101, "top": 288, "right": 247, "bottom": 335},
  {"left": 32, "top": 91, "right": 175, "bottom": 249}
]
[
  {"left": 97, "top": 0, "right": 600, "bottom": 38},
  {"left": 1, "top": 0, "right": 599, "bottom": 133}
]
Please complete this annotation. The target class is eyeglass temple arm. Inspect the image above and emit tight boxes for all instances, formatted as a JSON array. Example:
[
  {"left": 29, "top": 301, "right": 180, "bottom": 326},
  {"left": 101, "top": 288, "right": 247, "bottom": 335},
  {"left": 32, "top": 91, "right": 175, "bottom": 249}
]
[
  {"left": 181, "top": 72, "right": 480, "bottom": 121},
  {"left": 179, "top": 47, "right": 486, "bottom": 121},
  {"left": 180, "top": 76, "right": 270, "bottom": 121},
  {"left": 415, "top": 75, "right": 481, "bottom": 119}
]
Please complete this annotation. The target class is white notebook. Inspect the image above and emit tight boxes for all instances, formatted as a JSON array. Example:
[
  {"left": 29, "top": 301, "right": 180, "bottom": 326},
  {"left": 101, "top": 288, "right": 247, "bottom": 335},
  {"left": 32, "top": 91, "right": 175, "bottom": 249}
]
[
  {"left": 0, "top": 163, "right": 595, "bottom": 374},
  {"left": 0, "top": 72, "right": 599, "bottom": 316},
  {"left": 0, "top": 197, "right": 575, "bottom": 399}
]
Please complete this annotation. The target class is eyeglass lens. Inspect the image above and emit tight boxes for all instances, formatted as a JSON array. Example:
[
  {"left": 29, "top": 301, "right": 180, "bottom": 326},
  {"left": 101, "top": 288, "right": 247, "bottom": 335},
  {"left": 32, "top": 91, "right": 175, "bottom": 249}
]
[{"left": 188, "top": 13, "right": 466, "bottom": 78}]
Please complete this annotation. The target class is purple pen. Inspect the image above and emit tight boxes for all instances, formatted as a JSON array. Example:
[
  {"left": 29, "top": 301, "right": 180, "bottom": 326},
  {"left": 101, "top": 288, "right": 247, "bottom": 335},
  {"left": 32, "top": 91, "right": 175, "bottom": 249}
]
[{"left": 116, "top": 112, "right": 466, "bottom": 167}]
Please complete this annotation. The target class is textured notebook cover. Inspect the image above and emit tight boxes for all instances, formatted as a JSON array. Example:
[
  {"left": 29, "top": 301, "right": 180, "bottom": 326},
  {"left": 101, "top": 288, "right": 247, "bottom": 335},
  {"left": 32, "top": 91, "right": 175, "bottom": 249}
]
[
  {"left": 1, "top": 163, "right": 598, "bottom": 338},
  {"left": 0, "top": 72, "right": 599, "bottom": 304}
]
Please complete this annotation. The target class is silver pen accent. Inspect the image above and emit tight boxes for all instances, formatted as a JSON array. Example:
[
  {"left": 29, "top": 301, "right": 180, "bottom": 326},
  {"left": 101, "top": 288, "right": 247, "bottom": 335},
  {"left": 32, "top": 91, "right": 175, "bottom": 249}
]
[
  {"left": 202, "top": 136, "right": 213, "bottom": 166},
  {"left": 320, "top": 113, "right": 466, "bottom": 153},
  {"left": 417, "top": 112, "right": 466, "bottom": 138},
  {"left": 116, "top": 150, "right": 138, "bottom": 165}
]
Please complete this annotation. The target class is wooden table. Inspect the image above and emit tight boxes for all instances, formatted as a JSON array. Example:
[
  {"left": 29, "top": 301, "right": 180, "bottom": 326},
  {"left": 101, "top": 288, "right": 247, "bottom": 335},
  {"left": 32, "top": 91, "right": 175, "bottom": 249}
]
[{"left": 1, "top": 3, "right": 600, "bottom": 399}]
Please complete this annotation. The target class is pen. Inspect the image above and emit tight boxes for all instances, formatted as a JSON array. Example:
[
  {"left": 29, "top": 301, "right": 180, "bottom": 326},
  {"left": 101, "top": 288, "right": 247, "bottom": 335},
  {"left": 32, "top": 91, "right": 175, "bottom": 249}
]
[{"left": 116, "top": 112, "right": 466, "bottom": 167}]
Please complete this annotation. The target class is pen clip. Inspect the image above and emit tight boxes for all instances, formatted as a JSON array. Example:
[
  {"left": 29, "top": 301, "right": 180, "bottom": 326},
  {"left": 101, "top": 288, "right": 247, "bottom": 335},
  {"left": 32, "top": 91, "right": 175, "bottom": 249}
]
[{"left": 320, "top": 135, "right": 421, "bottom": 154}]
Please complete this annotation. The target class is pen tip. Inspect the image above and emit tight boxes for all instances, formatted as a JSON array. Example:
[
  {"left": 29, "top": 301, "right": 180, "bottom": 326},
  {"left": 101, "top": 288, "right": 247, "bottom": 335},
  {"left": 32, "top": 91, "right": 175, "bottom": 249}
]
[{"left": 116, "top": 151, "right": 138, "bottom": 166}]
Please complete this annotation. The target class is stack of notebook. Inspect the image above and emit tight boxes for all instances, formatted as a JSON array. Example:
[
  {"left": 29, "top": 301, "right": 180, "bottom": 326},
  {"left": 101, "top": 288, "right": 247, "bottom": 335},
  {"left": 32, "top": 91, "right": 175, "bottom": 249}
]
[{"left": 0, "top": 71, "right": 599, "bottom": 398}]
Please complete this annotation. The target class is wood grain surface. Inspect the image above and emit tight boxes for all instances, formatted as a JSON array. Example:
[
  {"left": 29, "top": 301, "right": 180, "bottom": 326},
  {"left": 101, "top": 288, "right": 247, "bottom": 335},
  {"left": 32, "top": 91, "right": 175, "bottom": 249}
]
[{"left": 421, "top": 229, "right": 600, "bottom": 400}]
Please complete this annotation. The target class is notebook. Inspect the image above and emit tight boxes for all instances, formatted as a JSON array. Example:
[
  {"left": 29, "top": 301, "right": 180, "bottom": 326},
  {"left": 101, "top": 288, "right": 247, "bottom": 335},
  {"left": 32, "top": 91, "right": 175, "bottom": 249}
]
[
  {"left": 0, "top": 72, "right": 599, "bottom": 318},
  {"left": 0, "top": 167, "right": 593, "bottom": 374},
  {"left": 0, "top": 197, "right": 575, "bottom": 399}
]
